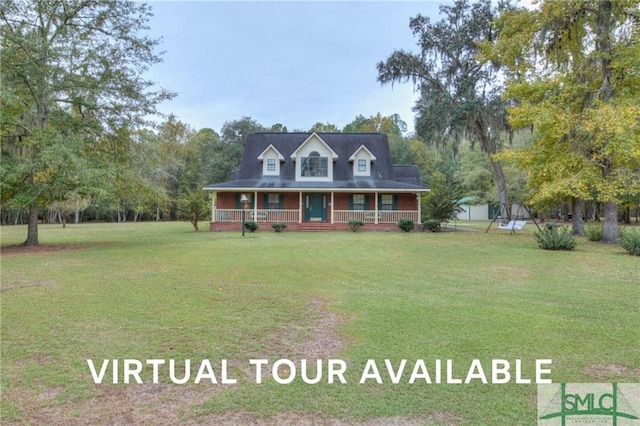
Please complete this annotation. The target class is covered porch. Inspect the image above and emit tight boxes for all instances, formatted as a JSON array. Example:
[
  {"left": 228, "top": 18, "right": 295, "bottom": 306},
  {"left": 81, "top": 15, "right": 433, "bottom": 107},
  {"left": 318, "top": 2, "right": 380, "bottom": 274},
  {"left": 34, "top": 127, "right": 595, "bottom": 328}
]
[{"left": 208, "top": 190, "right": 423, "bottom": 231}]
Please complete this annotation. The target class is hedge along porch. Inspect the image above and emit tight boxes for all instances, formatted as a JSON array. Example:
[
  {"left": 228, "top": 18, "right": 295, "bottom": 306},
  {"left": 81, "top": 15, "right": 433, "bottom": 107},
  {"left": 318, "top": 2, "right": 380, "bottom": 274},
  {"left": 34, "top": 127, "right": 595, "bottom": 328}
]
[{"left": 204, "top": 132, "right": 429, "bottom": 231}]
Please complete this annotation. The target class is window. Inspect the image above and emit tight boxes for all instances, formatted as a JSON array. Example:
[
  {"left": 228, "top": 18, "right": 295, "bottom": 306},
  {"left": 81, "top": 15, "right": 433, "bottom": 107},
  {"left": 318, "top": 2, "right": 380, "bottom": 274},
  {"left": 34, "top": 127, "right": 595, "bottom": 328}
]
[
  {"left": 358, "top": 159, "right": 367, "bottom": 172},
  {"left": 301, "top": 151, "right": 328, "bottom": 177},
  {"left": 380, "top": 194, "right": 394, "bottom": 210},
  {"left": 267, "top": 193, "right": 281, "bottom": 209},
  {"left": 267, "top": 158, "right": 276, "bottom": 171},
  {"left": 352, "top": 194, "right": 366, "bottom": 210}
]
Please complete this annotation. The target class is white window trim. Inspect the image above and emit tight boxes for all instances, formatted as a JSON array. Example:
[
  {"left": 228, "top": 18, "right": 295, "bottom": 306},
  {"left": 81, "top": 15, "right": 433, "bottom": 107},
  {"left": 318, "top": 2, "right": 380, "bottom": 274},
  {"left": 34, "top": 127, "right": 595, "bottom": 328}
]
[
  {"left": 258, "top": 144, "right": 285, "bottom": 177},
  {"left": 291, "top": 133, "right": 338, "bottom": 182},
  {"left": 349, "top": 145, "right": 376, "bottom": 177}
]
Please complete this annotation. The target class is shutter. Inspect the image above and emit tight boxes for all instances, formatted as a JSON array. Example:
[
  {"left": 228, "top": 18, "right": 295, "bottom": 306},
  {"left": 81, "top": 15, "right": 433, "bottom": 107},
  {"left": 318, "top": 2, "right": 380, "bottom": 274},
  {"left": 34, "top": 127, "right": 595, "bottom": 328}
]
[
  {"left": 263, "top": 194, "right": 269, "bottom": 209},
  {"left": 279, "top": 194, "right": 284, "bottom": 209},
  {"left": 364, "top": 194, "right": 370, "bottom": 210},
  {"left": 393, "top": 195, "right": 398, "bottom": 210},
  {"left": 348, "top": 195, "right": 354, "bottom": 210}
]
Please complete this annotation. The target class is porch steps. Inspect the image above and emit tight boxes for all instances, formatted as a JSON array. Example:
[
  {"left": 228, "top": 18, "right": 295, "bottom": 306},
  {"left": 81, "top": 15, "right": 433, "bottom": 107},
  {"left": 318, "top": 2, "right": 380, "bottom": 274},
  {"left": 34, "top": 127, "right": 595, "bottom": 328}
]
[{"left": 297, "top": 223, "right": 335, "bottom": 232}]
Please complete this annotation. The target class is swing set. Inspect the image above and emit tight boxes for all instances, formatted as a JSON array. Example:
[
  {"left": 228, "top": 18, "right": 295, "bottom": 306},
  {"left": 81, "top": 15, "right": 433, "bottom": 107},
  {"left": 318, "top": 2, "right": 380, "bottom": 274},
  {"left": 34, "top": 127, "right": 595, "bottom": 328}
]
[{"left": 485, "top": 203, "right": 541, "bottom": 234}]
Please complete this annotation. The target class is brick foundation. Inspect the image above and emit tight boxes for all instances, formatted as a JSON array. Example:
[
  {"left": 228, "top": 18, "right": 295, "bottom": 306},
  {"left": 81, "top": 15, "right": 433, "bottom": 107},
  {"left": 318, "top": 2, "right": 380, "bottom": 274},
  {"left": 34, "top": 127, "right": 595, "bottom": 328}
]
[{"left": 209, "top": 221, "right": 421, "bottom": 232}]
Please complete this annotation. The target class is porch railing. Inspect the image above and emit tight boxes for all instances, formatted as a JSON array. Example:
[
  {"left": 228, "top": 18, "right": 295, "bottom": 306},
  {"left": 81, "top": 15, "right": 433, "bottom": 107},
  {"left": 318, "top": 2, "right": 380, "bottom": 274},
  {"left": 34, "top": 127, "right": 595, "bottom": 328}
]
[
  {"left": 333, "top": 210, "right": 419, "bottom": 224},
  {"left": 215, "top": 209, "right": 419, "bottom": 224},
  {"left": 215, "top": 209, "right": 299, "bottom": 223}
]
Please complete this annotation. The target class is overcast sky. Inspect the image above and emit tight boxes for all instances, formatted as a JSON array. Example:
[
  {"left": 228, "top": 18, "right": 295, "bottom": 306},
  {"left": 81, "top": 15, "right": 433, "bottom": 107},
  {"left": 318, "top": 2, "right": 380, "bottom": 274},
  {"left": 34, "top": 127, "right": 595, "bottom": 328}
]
[{"left": 144, "top": 1, "right": 453, "bottom": 135}]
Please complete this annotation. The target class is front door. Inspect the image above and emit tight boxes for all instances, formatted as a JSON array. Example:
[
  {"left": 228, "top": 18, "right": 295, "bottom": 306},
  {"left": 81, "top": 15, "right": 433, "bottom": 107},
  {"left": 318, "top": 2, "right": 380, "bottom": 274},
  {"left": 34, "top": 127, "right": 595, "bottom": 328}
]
[{"left": 305, "top": 193, "right": 327, "bottom": 222}]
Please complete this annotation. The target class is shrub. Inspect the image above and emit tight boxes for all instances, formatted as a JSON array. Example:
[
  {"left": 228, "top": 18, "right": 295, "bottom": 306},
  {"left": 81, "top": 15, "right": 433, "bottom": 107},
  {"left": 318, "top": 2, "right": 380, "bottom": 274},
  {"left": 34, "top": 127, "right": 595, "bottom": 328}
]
[
  {"left": 271, "top": 222, "right": 288, "bottom": 233},
  {"left": 422, "top": 219, "right": 441, "bottom": 233},
  {"left": 534, "top": 223, "right": 577, "bottom": 251},
  {"left": 421, "top": 171, "right": 464, "bottom": 223},
  {"left": 244, "top": 221, "right": 258, "bottom": 232},
  {"left": 584, "top": 224, "right": 603, "bottom": 241},
  {"left": 348, "top": 219, "right": 364, "bottom": 232},
  {"left": 397, "top": 218, "right": 415, "bottom": 232},
  {"left": 619, "top": 228, "right": 640, "bottom": 256}
]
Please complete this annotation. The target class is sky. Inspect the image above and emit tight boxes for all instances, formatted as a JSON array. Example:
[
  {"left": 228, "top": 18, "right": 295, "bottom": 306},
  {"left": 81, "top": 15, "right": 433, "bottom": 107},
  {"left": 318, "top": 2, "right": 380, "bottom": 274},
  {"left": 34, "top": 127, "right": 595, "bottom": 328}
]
[{"left": 144, "top": 1, "right": 452, "bottom": 135}]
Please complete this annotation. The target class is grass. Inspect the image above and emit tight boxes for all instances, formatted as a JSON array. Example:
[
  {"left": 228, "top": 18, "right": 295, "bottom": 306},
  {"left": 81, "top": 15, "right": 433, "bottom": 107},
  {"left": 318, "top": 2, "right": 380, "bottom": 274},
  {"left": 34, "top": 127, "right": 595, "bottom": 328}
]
[{"left": 1, "top": 222, "right": 638, "bottom": 425}]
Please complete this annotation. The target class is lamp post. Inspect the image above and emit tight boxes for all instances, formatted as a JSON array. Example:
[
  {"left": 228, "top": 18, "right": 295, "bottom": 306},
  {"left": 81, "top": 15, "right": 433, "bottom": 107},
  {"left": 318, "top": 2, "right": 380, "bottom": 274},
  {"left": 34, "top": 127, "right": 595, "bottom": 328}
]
[{"left": 240, "top": 194, "right": 249, "bottom": 237}]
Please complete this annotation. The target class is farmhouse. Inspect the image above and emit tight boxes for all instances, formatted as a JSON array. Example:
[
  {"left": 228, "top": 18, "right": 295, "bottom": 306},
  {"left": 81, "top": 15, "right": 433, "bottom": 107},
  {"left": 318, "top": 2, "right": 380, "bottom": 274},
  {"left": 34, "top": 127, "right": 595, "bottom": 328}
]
[{"left": 204, "top": 132, "right": 429, "bottom": 231}]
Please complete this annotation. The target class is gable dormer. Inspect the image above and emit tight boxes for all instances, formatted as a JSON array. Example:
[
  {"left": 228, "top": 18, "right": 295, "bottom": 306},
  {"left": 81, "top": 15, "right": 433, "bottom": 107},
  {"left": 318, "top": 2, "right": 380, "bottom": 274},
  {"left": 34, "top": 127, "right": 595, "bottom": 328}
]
[
  {"left": 290, "top": 133, "right": 338, "bottom": 182},
  {"left": 257, "top": 144, "right": 285, "bottom": 176},
  {"left": 349, "top": 145, "right": 377, "bottom": 177}
]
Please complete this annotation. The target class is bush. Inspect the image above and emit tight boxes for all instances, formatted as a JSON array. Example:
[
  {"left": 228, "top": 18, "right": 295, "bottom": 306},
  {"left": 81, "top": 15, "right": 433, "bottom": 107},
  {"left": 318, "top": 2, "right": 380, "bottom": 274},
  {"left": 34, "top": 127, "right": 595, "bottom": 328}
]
[
  {"left": 421, "top": 171, "right": 464, "bottom": 223},
  {"left": 271, "top": 222, "right": 288, "bottom": 233},
  {"left": 348, "top": 219, "right": 364, "bottom": 232},
  {"left": 244, "top": 221, "right": 258, "bottom": 232},
  {"left": 534, "top": 222, "right": 577, "bottom": 251},
  {"left": 619, "top": 228, "right": 640, "bottom": 256},
  {"left": 397, "top": 218, "right": 415, "bottom": 232},
  {"left": 422, "top": 219, "right": 441, "bottom": 233},
  {"left": 584, "top": 224, "right": 603, "bottom": 241}
]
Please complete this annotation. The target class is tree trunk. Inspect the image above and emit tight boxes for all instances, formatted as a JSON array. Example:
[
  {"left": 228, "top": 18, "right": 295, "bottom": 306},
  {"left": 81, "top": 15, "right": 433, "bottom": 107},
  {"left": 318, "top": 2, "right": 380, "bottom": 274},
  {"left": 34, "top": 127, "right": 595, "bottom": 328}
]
[
  {"left": 75, "top": 209, "right": 80, "bottom": 224},
  {"left": 602, "top": 201, "right": 619, "bottom": 243},
  {"left": 477, "top": 119, "right": 509, "bottom": 218},
  {"left": 490, "top": 157, "right": 510, "bottom": 218},
  {"left": 23, "top": 204, "right": 39, "bottom": 246},
  {"left": 572, "top": 197, "right": 585, "bottom": 236}
]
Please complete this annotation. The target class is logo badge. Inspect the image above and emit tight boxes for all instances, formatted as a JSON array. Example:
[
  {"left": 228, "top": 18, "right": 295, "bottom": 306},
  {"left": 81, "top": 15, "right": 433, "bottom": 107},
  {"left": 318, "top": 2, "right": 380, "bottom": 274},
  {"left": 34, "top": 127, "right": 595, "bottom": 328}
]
[{"left": 538, "top": 383, "right": 640, "bottom": 425}]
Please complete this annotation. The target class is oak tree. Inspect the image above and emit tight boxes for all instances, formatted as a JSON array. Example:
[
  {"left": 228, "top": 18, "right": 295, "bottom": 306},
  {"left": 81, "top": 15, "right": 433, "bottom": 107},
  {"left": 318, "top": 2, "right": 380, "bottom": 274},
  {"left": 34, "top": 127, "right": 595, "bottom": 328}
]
[
  {"left": 1, "top": 0, "right": 172, "bottom": 245},
  {"left": 488, "top": 0, "right": 640, "bottom": 242},
  {"left": 377, "top": 0, "right": 515, "bottom": 215}
]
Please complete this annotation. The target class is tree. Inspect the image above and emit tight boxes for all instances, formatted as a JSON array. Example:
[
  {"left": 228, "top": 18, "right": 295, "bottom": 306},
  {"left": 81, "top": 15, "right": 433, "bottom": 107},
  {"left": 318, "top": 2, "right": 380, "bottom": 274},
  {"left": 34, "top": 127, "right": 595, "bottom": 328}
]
[
  {"left": 377, "top": 0, "right": 514, "bottom": 217},
  {"left": 421, "top": 171, "right": 464, "bottom": 224},
  {"left": 269, "top": 123, "right": 288, "bottom": 133},
  {"left": 177, "top": 188, "right": 210, "bottom": 232},
  {"left": 203, "top": 117, "right": 267, "bottom": 185},
  {"left": 0, "top": 0, "right": 172, "bottom": 245},
  {"left": 308, "top": 122, "right": 340, "bottom": 133},
  {"left": 488, "top": 0, "right": 640, "bottom": 242},
  {"left": 156, "top": 114, "right": 194, "bottom": 219},
  {"left": 220, "top": 117, "right": 266, "bottom": 146},
  {"left": 342, "top": 113, "right": 407, "bottom": 135},
  {"left": 189, "top": 128, "right": 222, "bottom": 187}
]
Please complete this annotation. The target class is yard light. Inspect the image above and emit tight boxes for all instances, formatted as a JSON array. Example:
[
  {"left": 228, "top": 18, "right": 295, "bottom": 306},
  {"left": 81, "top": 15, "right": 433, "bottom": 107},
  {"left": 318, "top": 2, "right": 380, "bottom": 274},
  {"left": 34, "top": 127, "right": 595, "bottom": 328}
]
[{"left": 240, "top": 194, "right": 250, "bottom": 236}]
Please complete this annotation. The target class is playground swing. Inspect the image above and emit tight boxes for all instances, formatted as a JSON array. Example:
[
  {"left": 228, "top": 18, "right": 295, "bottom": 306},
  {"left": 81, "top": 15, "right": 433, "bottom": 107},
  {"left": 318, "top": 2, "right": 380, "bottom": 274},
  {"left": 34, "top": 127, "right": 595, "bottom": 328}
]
[{"left": 485, "top": 203, "right": 541, "bottom": 234}]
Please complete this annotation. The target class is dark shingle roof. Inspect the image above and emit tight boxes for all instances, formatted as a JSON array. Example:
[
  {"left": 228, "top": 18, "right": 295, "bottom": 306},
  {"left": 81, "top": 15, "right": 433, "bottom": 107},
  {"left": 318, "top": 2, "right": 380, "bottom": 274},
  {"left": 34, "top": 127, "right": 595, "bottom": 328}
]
[{"left": 205, "top": 133, "right": 427, "bottom": 191}]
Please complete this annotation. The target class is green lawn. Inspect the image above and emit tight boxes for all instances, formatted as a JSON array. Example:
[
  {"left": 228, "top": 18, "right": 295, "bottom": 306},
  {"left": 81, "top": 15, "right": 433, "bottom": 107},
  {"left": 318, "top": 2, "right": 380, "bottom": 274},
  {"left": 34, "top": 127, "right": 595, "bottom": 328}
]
[{"left": 1, "top": 222, "right": 638, "bottom": 425}]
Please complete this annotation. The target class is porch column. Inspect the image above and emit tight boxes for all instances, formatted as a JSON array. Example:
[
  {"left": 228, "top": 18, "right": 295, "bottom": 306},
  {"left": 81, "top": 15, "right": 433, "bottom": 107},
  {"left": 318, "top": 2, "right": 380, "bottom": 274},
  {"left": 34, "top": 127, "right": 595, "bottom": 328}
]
[
  {"left": 254, "top": 191, "right": 258, "bottom": 219},
  {"left": 330, "top": 192, "right": 335, "bottom": 224},
  {"left": 417, "top": 193, "right": 421, "bottom": 223},
  {"left": 211, "top": 191, "right": 217, "bottom": 222},
  {"left": 374, "top": 192, "right": 379, "bottom": 224},
  {"left": 298, "top": 192, "right": 303, "bottom": 223}
]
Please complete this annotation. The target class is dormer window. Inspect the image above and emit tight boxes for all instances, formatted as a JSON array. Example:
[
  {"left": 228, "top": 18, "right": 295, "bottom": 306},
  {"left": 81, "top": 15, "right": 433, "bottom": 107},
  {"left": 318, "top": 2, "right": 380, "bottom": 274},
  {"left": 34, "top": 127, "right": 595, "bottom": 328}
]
[
  {"left": 349, "top": 145, "right": 376, "bottom": 177},
  {"left": 291, "top": 133, "right": 338, "bottom": 182},
  {"left": 257, "top": 144, "right": 284, "bottom": 176},
  {"left": 301, "top": 151, "right": 328, "bottom": 177}
]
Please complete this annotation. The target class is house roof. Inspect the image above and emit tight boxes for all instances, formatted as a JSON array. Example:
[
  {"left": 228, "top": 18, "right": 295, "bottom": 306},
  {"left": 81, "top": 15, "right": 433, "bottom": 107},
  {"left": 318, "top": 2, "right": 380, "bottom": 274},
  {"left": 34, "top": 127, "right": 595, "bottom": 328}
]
[{"left": 204, "top": 132, "right": 427, "bottom": 192}]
